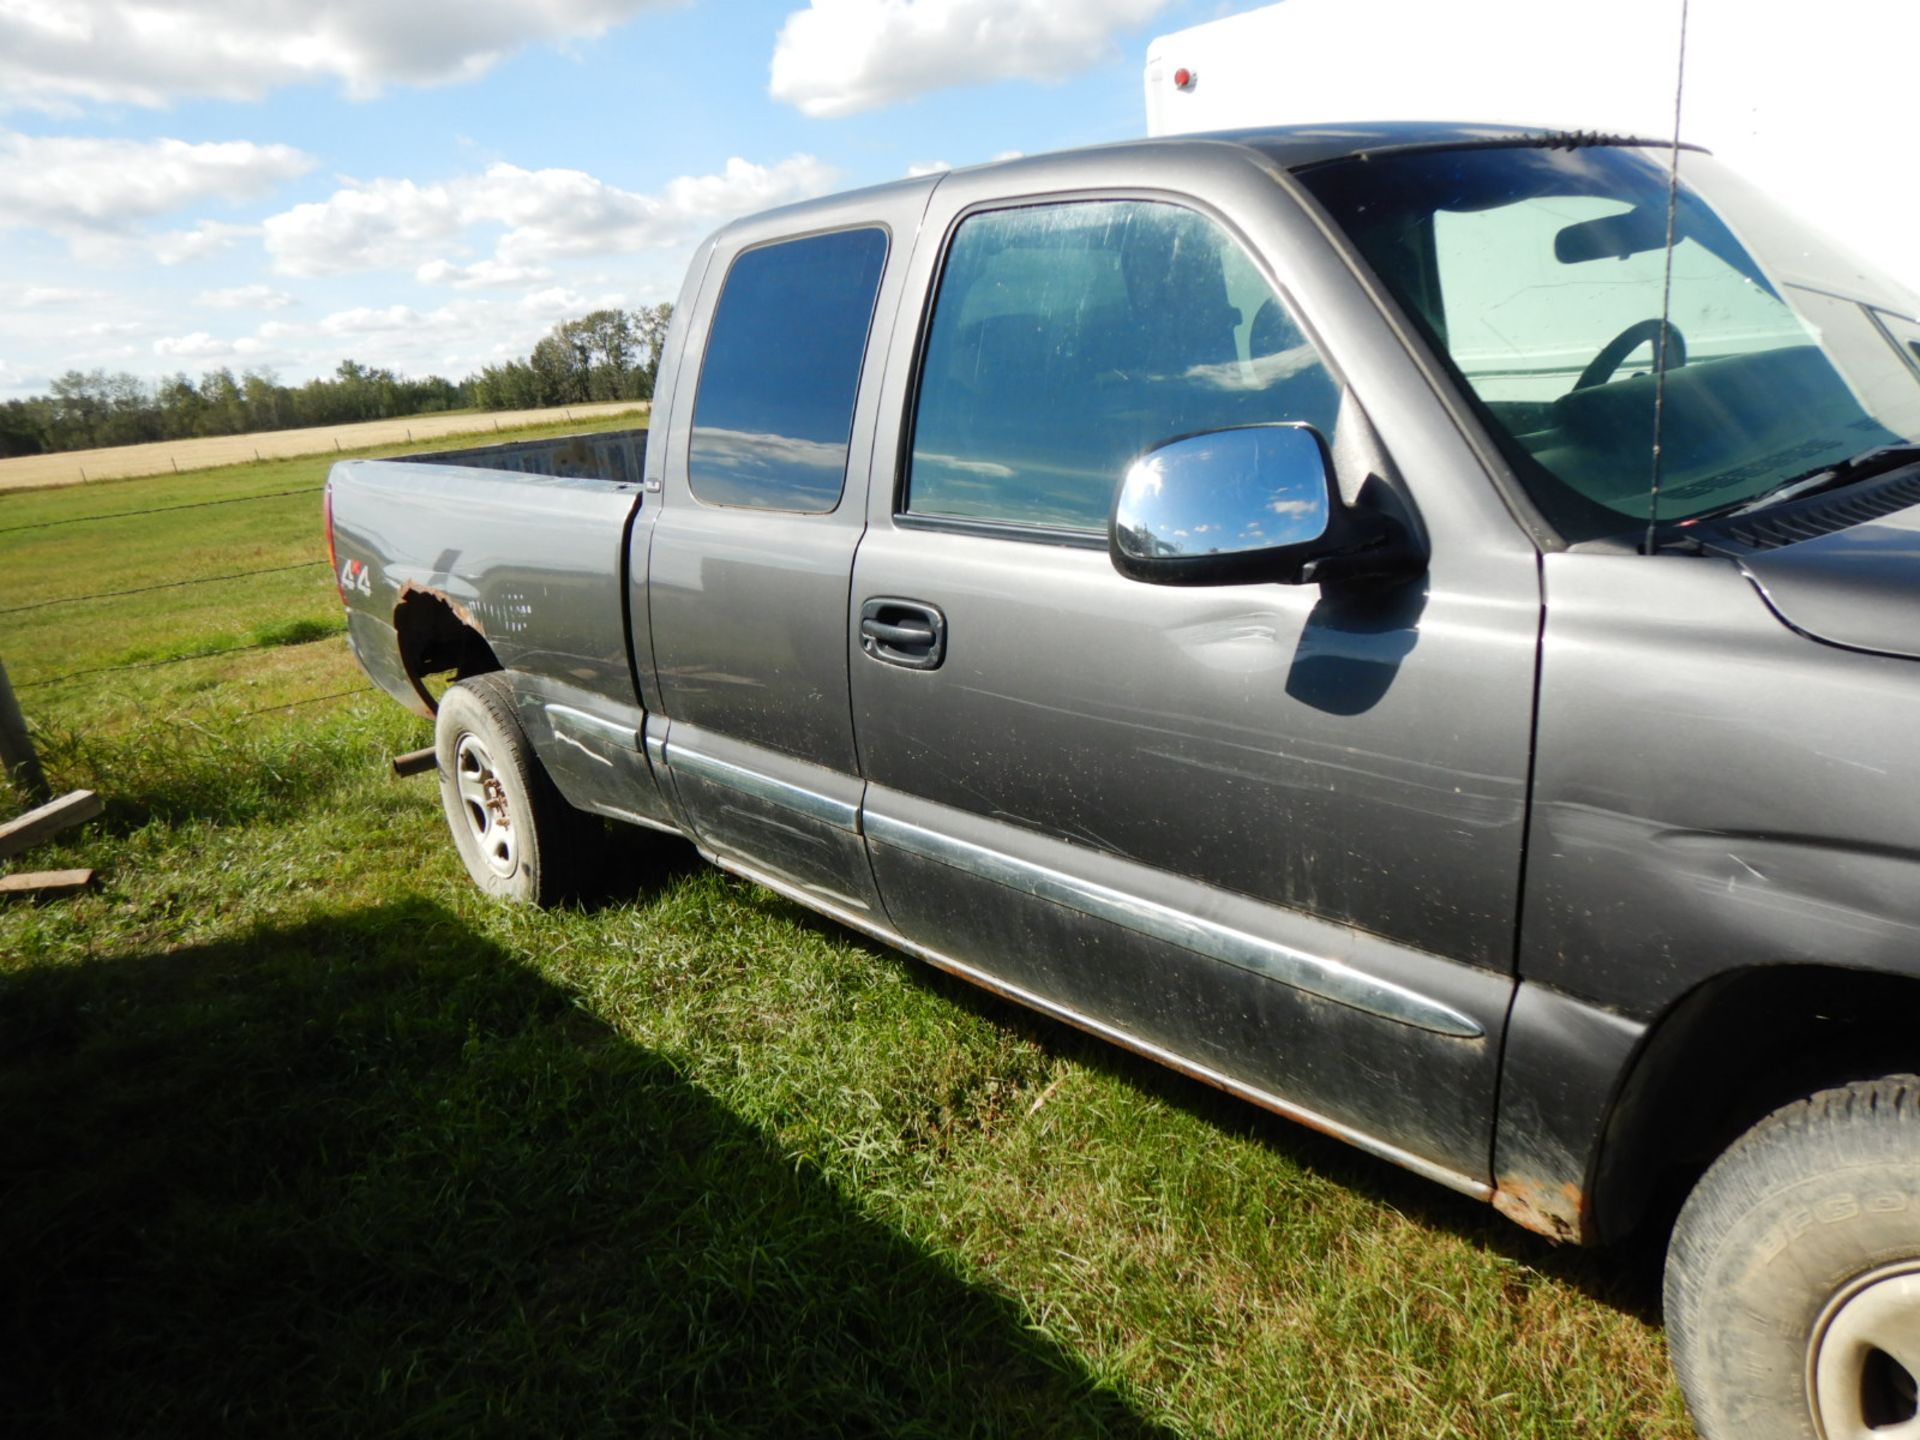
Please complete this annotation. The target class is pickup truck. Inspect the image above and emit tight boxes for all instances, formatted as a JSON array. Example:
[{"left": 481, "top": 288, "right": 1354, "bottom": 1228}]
[{"left": 325, "top": 124, "right": 1920, "bottom": 1440}]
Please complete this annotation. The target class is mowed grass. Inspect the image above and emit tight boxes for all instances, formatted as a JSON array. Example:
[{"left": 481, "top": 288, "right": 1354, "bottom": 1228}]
[{"left": 0, "top": 438, "right": 1695, "bottom": 1437}]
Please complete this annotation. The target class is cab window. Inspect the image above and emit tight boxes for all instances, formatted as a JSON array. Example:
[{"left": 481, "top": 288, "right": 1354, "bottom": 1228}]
[
  {"left": 906, "top": 200, "right": 1341, "bottom": 532},
  {"left": 690, "top": 226, "right": 888, "bottom": 512}
]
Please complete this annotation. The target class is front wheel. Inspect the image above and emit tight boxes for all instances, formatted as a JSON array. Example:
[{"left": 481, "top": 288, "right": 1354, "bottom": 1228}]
[
  {"left": 434, "top": 673, "right": 596, "bottom": 905},
  {"left": 1665, "top": 1075, "right": 1920, "bottom": 1439}
]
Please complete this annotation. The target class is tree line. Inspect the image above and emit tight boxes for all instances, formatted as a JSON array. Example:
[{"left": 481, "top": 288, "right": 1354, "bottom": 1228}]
[{"left": 0, "top": 303, "right": 672, "bottom": 459}]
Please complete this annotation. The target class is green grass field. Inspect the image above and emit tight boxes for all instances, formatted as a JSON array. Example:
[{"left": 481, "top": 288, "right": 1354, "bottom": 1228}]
[{"left": 0, "top": 425, "right": 1694, "bottom": 1436}]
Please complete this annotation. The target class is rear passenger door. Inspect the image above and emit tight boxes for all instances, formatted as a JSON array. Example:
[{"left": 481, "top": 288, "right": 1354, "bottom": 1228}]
[
  {"left": 848, "top": 152, "right": 1542, "bottom": 1187},
  {"left": 646, "top": 184, "right": 932, "bottom": 915}
]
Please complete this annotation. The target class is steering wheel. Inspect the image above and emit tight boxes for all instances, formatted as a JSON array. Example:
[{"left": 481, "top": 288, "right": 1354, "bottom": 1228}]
[{"left": 1573, "top": 318, "right": 1688, "bottom": 390}]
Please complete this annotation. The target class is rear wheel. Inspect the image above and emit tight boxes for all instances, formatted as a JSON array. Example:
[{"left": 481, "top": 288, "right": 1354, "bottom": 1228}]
[
  {"left": 1665, "top": 1075, "right": 1920, "bottom": 1439},
  {"left": 434, "top": 673, "right": 596, "bottom": 905}
]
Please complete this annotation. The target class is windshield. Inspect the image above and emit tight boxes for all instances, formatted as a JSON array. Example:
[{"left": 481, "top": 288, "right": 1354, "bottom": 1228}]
[{"left": 1298, "top": 144, "right": 1920, "bottom": 543}]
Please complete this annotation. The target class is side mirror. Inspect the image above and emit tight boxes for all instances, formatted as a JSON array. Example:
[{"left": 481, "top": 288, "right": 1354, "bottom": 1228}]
[{"left": 1109, "top": 423, "right": 1413, "bottom": 586}]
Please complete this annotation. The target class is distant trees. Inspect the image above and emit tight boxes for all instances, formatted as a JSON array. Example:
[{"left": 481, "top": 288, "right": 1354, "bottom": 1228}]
[
  {"left": 0, "top": 302, "right": 672, "bottom": 459},
  {"left": 0, "top": 363, "right": 465, "bottom": 458},
  {"left": 467, "top": 303, "right": 673, "bottom": 412}
]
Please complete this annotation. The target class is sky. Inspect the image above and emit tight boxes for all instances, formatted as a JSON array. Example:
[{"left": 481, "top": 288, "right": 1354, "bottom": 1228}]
[{"left": 0, "top": 0, "right": 1252, "bottom": 400}]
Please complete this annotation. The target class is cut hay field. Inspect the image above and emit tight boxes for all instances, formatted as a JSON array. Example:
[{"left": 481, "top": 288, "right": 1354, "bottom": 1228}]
[
  {"left": 0, "top": 399, "right": 649, "bottom": 493},
  {"left": 0, "top": 422, "right": 1695, "bottom": 1437}
]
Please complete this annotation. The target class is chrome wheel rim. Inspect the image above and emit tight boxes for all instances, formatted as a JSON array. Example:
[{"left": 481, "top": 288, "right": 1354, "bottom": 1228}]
[
  {"left": 1810, "top": 1262, "right": 1920, "bottom": 1439},
  {"left": 453, "top": 732, "right": 516, "bottom": 878}
]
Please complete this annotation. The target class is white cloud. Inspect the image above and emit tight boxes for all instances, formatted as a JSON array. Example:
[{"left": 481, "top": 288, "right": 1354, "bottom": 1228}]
[
  {"left": 0, "top": 1, "right": 679, "bottom": 109},
  {"left": 0, "top": 131, "right": 310, "bottom": 249},
  {"left": 151, "top": 220, "right": 259, "bottom": 265},
  {"left": 319, "top": 304, "right": 431, "bottom": 336},
  {"left": 19, "top": 285, "right": 106, "bottom": 306},
  {"left": 518, "top": 286, "right": 590, "bottom": 313},
  {"left": 296, "top": 291, "right": 587, "bottom": 377},
  {"left": 153, "top": 331, "right": 235, "bottom": 359},
  {"left": 416, "top": 256, "right": 553, "bottom": 289},
  {"left": 769, "top": 0, "right": 1170, "bottom": 117},
  {"left": 264, "top": 153, "right": 835, "bottom": 277},
  {"left": 906, "top": 160, "right": 950, "bottom": 177},
  {"left": 196, "top": 284, "right": 298, "bottom": 310},
  {"left": 262, "top": 177, "right": 463, "bottom": 276},
  {"left": 87, "top": 320, "right": 144, "bottom": 336}
]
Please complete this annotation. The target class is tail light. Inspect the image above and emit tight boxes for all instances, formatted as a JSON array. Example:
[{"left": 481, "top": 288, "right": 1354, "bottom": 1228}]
[{"left": 323, "top": 483, "right": 345, "bottom": 604}]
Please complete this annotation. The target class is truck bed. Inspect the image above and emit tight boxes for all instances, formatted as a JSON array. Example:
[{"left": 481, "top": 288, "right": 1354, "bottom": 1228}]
[{"left": 326, "top": 427, "right": 649, "bottom": 720}]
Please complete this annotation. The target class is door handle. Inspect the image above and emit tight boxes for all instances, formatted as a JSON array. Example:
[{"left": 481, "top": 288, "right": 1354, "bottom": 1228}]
[{"left": 859, "top": 598, "right": 947, "bottom": 670}]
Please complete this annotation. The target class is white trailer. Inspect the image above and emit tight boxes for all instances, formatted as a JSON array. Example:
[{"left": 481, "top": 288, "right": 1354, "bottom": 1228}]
[{"left": 1145, "top": 0, "right": 1918, "bottom": 296}]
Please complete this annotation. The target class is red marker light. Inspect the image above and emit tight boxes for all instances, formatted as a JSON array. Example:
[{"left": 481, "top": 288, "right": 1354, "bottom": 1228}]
[
  {"left": 1173, "top": 67, "right": 1195, "bottom": 90},
  {"left": 324, "top": 484, "right": 343, "bottom": 602}
]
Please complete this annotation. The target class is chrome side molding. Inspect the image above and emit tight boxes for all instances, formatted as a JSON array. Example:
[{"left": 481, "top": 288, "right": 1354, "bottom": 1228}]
[
  {"left": 666, "top": 745, "right": 860, "bottom": 833},
  {"left": 864, "top": 811, "right": 1485, "bottom": 1040}
]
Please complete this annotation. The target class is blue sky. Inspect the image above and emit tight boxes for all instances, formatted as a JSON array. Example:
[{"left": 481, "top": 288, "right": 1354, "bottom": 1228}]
[{"left": 0, "top": 0, "right": 1256, "bottom": 399}]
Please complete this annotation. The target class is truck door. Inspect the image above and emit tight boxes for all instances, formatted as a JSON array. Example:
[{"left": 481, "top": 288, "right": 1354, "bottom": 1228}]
[
  {"left": 645, "top": 182, "right": 933, "bottom": 916},
  {"left": 847, "top": 149, "right": 1540, "bottom": 1189}
]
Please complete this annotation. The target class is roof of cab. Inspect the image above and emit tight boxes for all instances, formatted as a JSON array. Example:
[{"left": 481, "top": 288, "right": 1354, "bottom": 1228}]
[
  {"left": 709, "top": 122, "right": 1668, "bottom": 245},
  {"left": 1191, "top": 120, "right": 1562, "bottom": 169},
  {"left": 972, "top": 120, "right": 1662, "bottom": 180}
]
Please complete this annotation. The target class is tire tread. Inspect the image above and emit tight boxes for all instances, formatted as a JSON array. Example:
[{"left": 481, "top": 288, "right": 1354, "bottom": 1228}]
[
  {"left": 1666, "top": 1072, "right": 1920, "bottom": 1440},
  {"left": 434, "top": 673, "right": 598, "bottom": 905}
]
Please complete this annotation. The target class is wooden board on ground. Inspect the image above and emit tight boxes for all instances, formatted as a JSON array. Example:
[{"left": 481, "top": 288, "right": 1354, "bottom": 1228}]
[
  {"left": 0, "top": 868, "right": 93, "bottom": 899},
  {"left": 0, "top": 789, "right": 104, "bottom": 860}
]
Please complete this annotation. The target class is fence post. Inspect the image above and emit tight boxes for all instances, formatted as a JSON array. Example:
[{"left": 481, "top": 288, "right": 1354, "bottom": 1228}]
[{"left": 0, "top": 658, "right": 50, "bottom": 805}]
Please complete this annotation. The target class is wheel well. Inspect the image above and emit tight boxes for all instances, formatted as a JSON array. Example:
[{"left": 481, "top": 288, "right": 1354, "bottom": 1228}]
[
  {"left": 1592, "top": 965, "right": 1920, "bottom": 1244},
  {"left": 393, "top": 590, "right": 500, "bottom": 714}
]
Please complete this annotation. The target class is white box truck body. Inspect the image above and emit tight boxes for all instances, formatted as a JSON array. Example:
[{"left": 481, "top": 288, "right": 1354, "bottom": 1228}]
[{"left": 1145, "top": 0, "right": 1919, "bottom": 297}]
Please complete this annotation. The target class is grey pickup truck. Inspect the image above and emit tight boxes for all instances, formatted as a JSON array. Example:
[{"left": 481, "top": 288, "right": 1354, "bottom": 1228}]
[{"left": 325, "top": 124, "right": 1920, "bottom": 1439}]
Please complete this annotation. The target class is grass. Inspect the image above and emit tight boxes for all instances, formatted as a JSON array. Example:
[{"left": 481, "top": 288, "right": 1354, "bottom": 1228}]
[{"left": 0, "top": 434, "right": 1695, "bottom": 1436}]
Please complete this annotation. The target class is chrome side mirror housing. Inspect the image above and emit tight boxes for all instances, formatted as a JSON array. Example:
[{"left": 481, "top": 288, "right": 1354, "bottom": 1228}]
[{"left": 1109, "top": 424, "right": 1414, "bottom": 586}]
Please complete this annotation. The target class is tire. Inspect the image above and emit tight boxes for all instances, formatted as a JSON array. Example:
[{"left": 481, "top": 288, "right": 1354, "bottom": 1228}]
[
  {"left": 1665, "top": 1075, "right": 1920, "bottom": 1440},
  {"left": 433, "top": 673, "right": 597, "bottom": 905}
]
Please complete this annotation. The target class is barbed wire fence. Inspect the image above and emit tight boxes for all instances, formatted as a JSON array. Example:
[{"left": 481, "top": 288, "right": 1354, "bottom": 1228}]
[
  {"left": 0, "top": 483, "right": 323, "bottom": 535},
  {"left": 2, "top": 482, "right": 379, "bottom": 732},
  {"left": 0, "top": 561, "right": 326, "bottom": 617}
]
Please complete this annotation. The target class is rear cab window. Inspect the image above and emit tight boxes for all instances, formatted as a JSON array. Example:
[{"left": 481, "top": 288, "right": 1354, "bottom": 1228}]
[
  {"left": 689, "top": 226, "right": 889, "bottom": 512},
  {"left": 905, "top": 199, "right": 1342, "bottom": 534}
]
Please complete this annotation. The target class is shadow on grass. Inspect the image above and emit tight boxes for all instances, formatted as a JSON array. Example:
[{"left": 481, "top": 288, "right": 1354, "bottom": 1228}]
[
  {"left": 0, "top": 899, "right": 1174, "bottom": 1439},
  {"left": 762, "top": 898, "right": 1670, "bottom": 1329}
]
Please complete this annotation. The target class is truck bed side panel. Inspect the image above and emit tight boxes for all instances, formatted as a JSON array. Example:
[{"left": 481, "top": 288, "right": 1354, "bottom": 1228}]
[{"left": 328, "top": 455, "right": 676, "bottom": 828}]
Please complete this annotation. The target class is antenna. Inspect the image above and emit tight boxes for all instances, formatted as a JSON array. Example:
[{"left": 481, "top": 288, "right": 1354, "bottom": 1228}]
[{"left": 1644, "top": 0, "right": 1691, "bottom": 555}]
